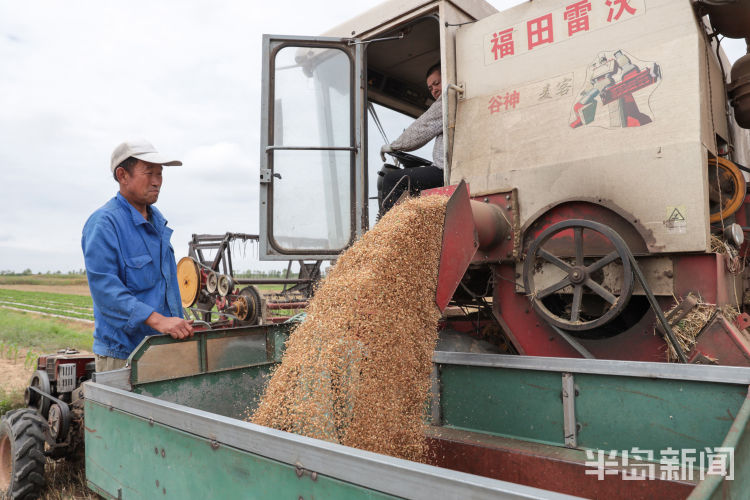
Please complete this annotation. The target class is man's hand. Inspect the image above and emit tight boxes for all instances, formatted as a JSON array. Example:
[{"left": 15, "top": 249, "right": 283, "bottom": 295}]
[
  {"left": 146, "top": 312, "right": 195, "bottom": 339},
  {"left": 380, "top": 144, "right": 393, "bottom": 162}
]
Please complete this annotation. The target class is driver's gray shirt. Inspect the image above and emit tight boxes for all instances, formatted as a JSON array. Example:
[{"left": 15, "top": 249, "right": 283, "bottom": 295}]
[{"left": 389, "top": 95, "right": 443, "bottom": 169}]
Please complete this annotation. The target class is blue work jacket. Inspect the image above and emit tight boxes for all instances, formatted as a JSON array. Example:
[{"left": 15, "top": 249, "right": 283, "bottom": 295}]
[{"left": 82, "top": 193, "right": 184, "bottom": 359}]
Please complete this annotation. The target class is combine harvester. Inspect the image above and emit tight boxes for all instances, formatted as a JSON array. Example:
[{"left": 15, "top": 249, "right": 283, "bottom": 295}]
[{"left": 3, "top": 0, "right": 750, "bottom": 498}]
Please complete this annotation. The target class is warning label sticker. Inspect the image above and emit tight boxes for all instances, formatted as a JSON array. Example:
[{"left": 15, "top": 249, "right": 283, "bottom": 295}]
[{"left": 664, "top": 206, "right": 686, "bottom": 233}]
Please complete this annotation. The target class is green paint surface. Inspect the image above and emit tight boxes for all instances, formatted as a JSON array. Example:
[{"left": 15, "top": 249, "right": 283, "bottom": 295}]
[
  {"left": 574, "top": 374, "right": 746, "bottom": 462},
  {"left": 134, "top": 364, "right": 276, "bottom": 420},
  {"left": 85, "top": 400, "right": 396, "bottom": 500},
  {"left": 440, "top": 365, "right": 565, "bottom": 446}
]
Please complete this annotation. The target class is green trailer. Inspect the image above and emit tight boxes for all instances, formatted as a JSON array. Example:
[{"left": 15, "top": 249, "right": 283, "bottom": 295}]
[{"left": 82, "top": 324, "right": 750, "bottom": 499}]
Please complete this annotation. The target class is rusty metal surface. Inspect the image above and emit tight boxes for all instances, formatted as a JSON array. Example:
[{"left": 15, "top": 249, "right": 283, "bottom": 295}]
[
  {"left": 423, "top": 181, "right": 479, "bottom": 311},
  {"left": 496, "top": 249, "right": 750, "bottom": 362},
  {"left": 425, "top": 427, "right": 696, "bottom": 500},
  {"left": 688, "top": 314, "right": 750, "bottom": 367},
  {"left": 522, "top": 219, "right": 635, "bottom": 331},
  {"left": 469, "top": 189, "right": 519, "bottom": 263},
  {"left": 493, "top": 264, "right": 670, "bottom": 361},
  {"left": 729, "top": 54, "right": 750, "bottom": 128},
  {"left": 696, "top": 0, "right": 750, "bottom": 39},
  {"left": 734, "top": 313, "right": 750, "bottom": 332},
  {"left": 673, "top": 254, "right": 739, "bottom": 307},
  {"left": 523, "top": 201, "right": 650, "bottom": 256}
]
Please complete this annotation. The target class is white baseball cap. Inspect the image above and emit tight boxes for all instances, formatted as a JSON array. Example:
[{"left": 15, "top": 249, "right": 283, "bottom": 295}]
[{"left": 110, "top": 139, "right": 183, "bottom": 174}]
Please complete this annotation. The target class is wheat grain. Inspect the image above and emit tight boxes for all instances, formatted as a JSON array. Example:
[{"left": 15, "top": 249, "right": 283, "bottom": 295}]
[{"left": 250, "top": 195, "right": 447, "bottom": 461}]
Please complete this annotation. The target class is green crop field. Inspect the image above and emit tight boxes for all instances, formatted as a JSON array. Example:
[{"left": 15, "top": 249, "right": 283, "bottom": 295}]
[
  {"left": 0, "top": 273, "right": 88, "bottom": 287},
  {"left": 0, "top": 289, "right": 94, "bottom": 321},
  {"left": 0, "top": 309, "right": 92, "bottom": 352}
]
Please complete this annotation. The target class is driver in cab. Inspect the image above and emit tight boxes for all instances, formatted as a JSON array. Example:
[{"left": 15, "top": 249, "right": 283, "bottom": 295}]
[{"left": 378, "top": 63, "right": 444, "bottom": 212}]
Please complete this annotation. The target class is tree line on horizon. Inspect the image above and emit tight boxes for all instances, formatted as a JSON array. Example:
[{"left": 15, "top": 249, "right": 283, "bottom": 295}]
[{"left": 0, "top": 268, "right": 296, "bottom": 278}]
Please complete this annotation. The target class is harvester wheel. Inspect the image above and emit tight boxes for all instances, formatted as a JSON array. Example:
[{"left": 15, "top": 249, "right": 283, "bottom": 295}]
[
  {"left": 0, "top": 409, "right": 48, "bottom": 499},
  {"left": 523, "top": 219, "right": 634, "bottom": 332}
]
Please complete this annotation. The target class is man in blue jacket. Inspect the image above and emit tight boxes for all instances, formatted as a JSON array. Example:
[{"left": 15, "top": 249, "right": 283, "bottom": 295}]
[{"left": 82, "top": 139, "right": 194, "bottom": 371}]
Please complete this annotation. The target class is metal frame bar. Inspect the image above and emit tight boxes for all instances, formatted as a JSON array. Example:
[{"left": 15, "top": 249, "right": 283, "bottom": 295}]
[
  {"left": 234, "top": 278, "right": 312, "bottom": 285},
  {"left": 126, "top": 325, "right": 291, "bottom": 386},
  {"left": 561, "top": 373, "right": 577, "bottom": 448},
  {"left": 266, "top": 146, "right": 357, "bottom": 151},
  {"left": 430, "top": 364, "right": 441, "bottom": 426},
  {"left": 432, "top": 352, "right": 750, "bottom": 385},
  {"left": 84, "top": 382, "right": 581, "bottom": 500},
  {"left": 91, "top": 367, "right": 131, "bottom": 391}
]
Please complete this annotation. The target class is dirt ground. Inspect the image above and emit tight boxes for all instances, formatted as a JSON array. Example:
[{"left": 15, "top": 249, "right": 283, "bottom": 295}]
[
  {"left": 0, "top": 349, "right": 35, "bottom": 391},
  {"left": 0, "top": 284, "right": 91, "bottom": 296},
  {"left": 1, "top": 348, "right": 93, "bottom": 393}
]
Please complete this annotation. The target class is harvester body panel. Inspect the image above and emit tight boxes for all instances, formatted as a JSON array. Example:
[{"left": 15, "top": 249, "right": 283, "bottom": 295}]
[{"left": 452, "top": 0, "right": 717, "bottom": 254}]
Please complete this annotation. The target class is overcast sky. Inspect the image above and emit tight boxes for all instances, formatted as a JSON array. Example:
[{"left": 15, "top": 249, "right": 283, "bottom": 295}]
[{"left": 0, "top": 1, "right": 746, "bottom": 274}]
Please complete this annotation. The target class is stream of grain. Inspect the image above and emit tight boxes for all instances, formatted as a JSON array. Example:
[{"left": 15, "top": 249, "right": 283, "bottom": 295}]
[{"left": 251, "top": 195, "right": 447, "bottom": 461}]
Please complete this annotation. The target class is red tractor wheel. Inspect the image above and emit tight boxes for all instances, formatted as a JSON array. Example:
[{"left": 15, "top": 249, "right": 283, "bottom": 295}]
[{"left": 0, "top": 409, "right": 47, "bottom": 499}]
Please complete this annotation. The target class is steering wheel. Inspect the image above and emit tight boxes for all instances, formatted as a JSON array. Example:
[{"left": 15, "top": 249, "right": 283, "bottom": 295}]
[{"left": 387, "top": 150, "right": 433, "bottom": 169}]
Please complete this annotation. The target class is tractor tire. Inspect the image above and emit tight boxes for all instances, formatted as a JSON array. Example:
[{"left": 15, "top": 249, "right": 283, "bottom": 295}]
[{"left": 0, "top": 409, "right": 47, "bottom": 499}]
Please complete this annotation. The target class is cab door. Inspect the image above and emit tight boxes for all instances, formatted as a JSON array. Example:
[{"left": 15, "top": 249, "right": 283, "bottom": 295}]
[{"left": 259, "top": 35, "right": 366, "bottom": 260}]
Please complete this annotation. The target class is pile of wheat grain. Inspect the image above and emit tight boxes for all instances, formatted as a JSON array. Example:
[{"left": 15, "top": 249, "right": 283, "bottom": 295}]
[{"left": 251, "top": 195, "right": 447, "bottom": 461}]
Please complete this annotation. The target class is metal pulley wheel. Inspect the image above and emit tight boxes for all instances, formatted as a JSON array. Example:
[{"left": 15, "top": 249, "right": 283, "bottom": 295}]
[
  {"left": 217, "top": 275, "right": 234, "bottom": 297},
  {"left": 239, "top": 285, "right": 262, "bottom": 324},
  {"left": 24, "top": 370, "right": 51, "bottom": 418},
  {"left": 708, "top": 157, "right": 747, "bottom": 224},
  {"left": 176, "top": 257, "right": 201, "bottom": 307},
  {"left": 47, "top": 403, "right": 69, "bottom": 442},
  {"left": 232, "top": 295, "right": 248, "bottom": 321},
  {"left": 523, "top": 219, "right": 634, "bottom": 331},
  {"left": 205, "top": 271, "right": 218, "bottom": 294}
]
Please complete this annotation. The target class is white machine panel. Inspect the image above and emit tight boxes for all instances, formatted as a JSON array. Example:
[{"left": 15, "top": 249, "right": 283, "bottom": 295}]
[
  {"left": 453, "top": 0, "right": 713, "bottom": 253},
  {"left": 57, "top": 363, "right": 76, "bottom": 393}
]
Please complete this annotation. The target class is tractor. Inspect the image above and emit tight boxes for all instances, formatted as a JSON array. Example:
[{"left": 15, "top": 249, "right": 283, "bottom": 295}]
[{"left": 1, "top": 349, "right": 93, "bottom": 498}]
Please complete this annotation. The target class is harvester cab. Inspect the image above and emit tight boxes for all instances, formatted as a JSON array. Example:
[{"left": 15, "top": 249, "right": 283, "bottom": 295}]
[
  {"left": 258, "top": 0, "right": 470, "bottom": 260},
  {"left": 259, "top": 0, "right": 750, "bottom": 366}
]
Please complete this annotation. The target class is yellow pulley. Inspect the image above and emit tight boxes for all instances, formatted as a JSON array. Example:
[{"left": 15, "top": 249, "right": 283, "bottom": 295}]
[
  {"left": 708, "top": 157, "right": 747, "bottom": 224},
  {"left": 176, "top": 257, "right": 201, "bottom": 307}
]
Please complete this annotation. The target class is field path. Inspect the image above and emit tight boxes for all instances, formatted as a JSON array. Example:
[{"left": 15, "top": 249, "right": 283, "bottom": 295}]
[
  {"left": 0, "top": 305, "right": 94, "bottom": 323},
  {"left": 0, "top": 284, "right": 91, "bottom": 296}
]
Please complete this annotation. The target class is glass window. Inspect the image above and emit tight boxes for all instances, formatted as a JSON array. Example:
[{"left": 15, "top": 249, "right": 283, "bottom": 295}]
[
  {"left": 273, "top": 46, "right": 351, "bottom": 148},
  {"left": 272, "top": 150, "right": 351, "bottom": 250},
  {"left": 366, "top": 103, "right": 436, "bottom": 226},
  {"left": 270, "top": 46, "right": 353, "bottom": 252}
]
